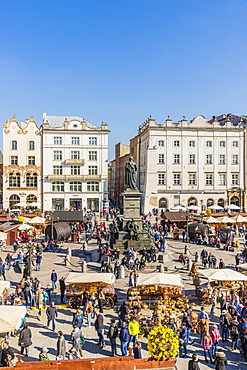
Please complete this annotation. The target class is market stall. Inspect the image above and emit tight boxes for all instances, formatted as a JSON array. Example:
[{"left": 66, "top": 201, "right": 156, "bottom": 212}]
[
  {"left": 197, "top": 268, "right": 247, "bottom": 304},
  {"left": 0, "top": 306, "right": 26, "bottom": 333},
  {"left": 65, "top": 272, "right": 116, "bottom": 309}
]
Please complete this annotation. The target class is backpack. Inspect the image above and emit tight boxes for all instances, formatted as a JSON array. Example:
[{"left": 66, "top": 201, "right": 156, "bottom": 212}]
[{"left": 231, "top": 325, "right": 239, "bottom": 336}]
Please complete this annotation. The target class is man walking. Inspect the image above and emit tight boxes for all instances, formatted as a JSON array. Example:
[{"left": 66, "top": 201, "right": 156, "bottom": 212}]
[
  {"left": 95, "top": 311, "right": 105, "bottom": 348},
  {"left": 107, "top": 318, "right": 118, "bottom": 356},
  {"left": 36, "top": 253, "right": 42, "bottom": 271},
  {"left": 120, "top": 321, "right": 130, "bottom": 356},
  {"left": 0, "top": 260, "right": 6, "bottom": 280},
  {"left": 51, "top": 270, "right": 57, "bottom": 291},
  {"left": 46, "top": 301, "right": 58, "bottom": 332}
]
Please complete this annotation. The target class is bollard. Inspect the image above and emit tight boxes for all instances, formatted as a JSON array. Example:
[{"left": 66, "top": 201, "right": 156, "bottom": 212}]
[
  {"left": 184, "top": 245, "right": 188, "bottom": 255},
  {"left": 160, "top": 264, "right": 165, "bottom": 273},
  {"left": 195, "top": 251, "right": 199, "bottom": 262},
  {"left": 67, "top": 248, "right": 72, "bottom": 257},
  {"left": 187, "top": 258, "right": 192, "bottom": 271},
  {"left": 81, "top": 260, "right": 87, "bottom": 273},
  {"left": 120, "top": 265, "right": 125, "bottom": 279},
  {"left": 65, "top": 254, "right": 70, "bottom": 266}
]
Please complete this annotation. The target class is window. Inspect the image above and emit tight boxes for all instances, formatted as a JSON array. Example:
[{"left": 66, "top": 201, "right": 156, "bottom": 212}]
[
  {"left": 206, "top": 174, "right": 213, "bottom": 185},
  {"left": 9, "top": 194, "right": 20, "bottom": 208},
  {"left": 158, "top": 173, "right": 165, "bottom": 185},
  {"left": 158, "top": 140, "right": 164, "bottom": 147},
  {"left": 71, "top": 166, "right": 80, "bottom": 175},
  {"left": 89, "top": 137, "right": 97, "bottom": 145},
  {"left": 232, "top": 155, "right": 238, "bottom": 164},
  {"left": 10, "top": 156, "right": 18, "bottom": 165},
  {"left": 158, "top": 154, "right": 164, "bottom": 163},
  {"left": 174, "top": 140, "right": 180, "bottom": 147},
  {"left": 189, "top": 141, "right": 195, "bottom": 147},
  {"left": 173, "top": 173, "right": 180, "bottom": 185},
  {"left": 54, "top": 137, "right": 62, "bottom": 145},
  {"left": 54, "top": 151, "right": 62, "bottom": 160},
  {"left": 188, "top": 197, "right": 197, "bottom": 206},
  {"left": 89, "top": 151, "right": 97, "bottom": 161},
  {"left": 207, "top": 198, "right": 214, "bottom": 207},
  {"left": 219, "top": 155, "right": 225, "bottom": 164},
  {"left": 232, "top": 174, "right": 239, "bottom": 185},
  {"left": 233, "top": 141, "right": 238, "bottom": 147},
  {"left": 174, "top": 154, "right": 180, "bottom": 164},
  {"left": 206, "top": 155, "right": 212, "bottom": 164},
  {"left": 88, "top": 166, "right": 98, "bottom": 175},
  {"left": 71, "top": 137, "right": 80, "bottom": 145},
  {"left": 52, "top": 182, "right": 64, "bottom": 192},
  {"left": 26, "top": 194, "right": 37, "bottom": 203},
  {"left": 87, "top": 181, "right": 99, "bottom": 192},
  {"left": 219, "top": 174, "right": 226, "bottom": 185},
  {"left": 189, "top": 154, "right": 195, "bottom": 164},
  {"left": 26, "top": 173, "right": 37, "bottom": 187},
  {"left": 9, "top": 173, "right": 20, "bottom": 187},
  {"left": 11, "top": 141, "right": 17, "bottom": 150},
  {"left": 28, "top": 156, "right": 35, "bottom": 165},
  {"left": 189, "top": 174, "right": 196, "bottom": 185},
  {"left": 29, "top": 141, "right": 35, "bottom": 150},
  {"left": 206, "top": 141, "right": 212, "bottom": 147},
  {"left": 219, "top": 141, "right": 225, "bottom": 147},
  {"left": 53, "top": 166, "right": 62, "bottom": 175},
  {"left": 70, "top": 181, "right": 82, "bottom": 192},
  {"left": 71, "top": 151, "right": 80, "bottom": 159}
]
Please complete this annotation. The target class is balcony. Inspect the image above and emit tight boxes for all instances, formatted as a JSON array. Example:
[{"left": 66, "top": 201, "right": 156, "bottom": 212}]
[
  {"left": 65, "top": 159, "right": 85, "bottom": 166},
  {"left": 47, "top": 174, "right": 102, "bottom": 182}
]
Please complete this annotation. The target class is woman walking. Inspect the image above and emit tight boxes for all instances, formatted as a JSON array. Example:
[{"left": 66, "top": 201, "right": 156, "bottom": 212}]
[
  {"left": 18, "top": 322, "right": 32, "bottom": 357},
  {"left": 201, "top": 331, "right": 212, "bottom": 363},
  {"left": 56, "top": 331, "right": 66, "bottom": 360},
  {"left": 210, "top": 324, "right": 221, "bottom": 358}
]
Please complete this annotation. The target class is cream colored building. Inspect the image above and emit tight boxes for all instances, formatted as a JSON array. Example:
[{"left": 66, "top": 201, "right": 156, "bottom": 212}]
[
  {"left": 136, "top": 115, "right": 245, "bottom": 214},
  {"left": 3, "top": 115, "right": 41, "bottom": 209},
  {"left": 42, "top": 113, "right": 109, "bottom": 212}
]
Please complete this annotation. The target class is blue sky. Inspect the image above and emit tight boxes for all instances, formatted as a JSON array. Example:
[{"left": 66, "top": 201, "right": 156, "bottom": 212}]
[{"left": 1, "top": 0, "right": 247, "bottom": 159}]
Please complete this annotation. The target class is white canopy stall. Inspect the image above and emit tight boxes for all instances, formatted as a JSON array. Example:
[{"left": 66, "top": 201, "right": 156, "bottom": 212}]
[
  {"left": 198, "top": 268, "right": 247, "bottom": 281},
  {"left": 0, "top": 306, "right": 26, "bottom": 333}
]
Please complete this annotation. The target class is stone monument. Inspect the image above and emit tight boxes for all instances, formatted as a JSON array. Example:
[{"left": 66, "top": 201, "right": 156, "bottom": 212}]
[{"left": 113, "top": 157, "right": 154, "bottom": 251}]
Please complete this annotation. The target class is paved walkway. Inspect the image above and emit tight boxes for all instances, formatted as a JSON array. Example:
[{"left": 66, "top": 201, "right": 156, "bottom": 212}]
[{"left": 1, "top": 233, "right": 247, "bottom": 369}]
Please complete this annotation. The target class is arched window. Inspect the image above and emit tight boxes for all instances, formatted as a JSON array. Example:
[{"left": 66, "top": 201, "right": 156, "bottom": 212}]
[
  {"left": 52, "top": 182, "right": 64, "bottom": 192},
  {"left": 188, "top": 197, "right": 198, "bottom": 206},
  {"left": 159, "top": 198, "right": 168, "bottom": 209},
  {"left": 70, "top": 182, "right": 82, "bottom": 192},
  {"left": 26, "top": 194, "right": 37, "bottom": 203},
  {"left": 207, "top": 198, "right": 214, "bottom": 208},
  {"left": 218, "top": 198, "right": 225, "bottom": 208},
  {"left": 29, "top": 141, "right": 35, "bottom": 150},
  {"left": 230, "top": 196, "right": 239, "bottom": 206},
  {"left": 9, "top": 194, "right": 20, "bottom": 208},
  {"left": 26, "top": 173, "right": 37, "bottom": 187},
  {"left": 87, "top": 182, "right": 99, "bottom": 192},
  {"left": 9, "top": 173, "right": 20, "bottom": 187}
]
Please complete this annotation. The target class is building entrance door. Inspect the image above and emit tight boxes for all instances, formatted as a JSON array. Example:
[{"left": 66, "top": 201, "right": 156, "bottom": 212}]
[{"left": 70, "top": 199, "right": 82, "bottom": 210}]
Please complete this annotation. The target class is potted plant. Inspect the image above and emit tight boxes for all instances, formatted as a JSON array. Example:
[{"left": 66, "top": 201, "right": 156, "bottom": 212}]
[{"left": 147, "top": 326, "right": 179, "bottom": 361}]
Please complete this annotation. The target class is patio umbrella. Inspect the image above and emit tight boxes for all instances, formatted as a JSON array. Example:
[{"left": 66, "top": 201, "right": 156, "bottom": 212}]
[
  {"left": 14, "top": 202, "right": 27, "bottom": 208},
  {"left": 27, "top": 202, "right": 41, "bottom": 208},
  {"left": 170, "top": 205, "right": 187, "bottom": 211},
  {"left": 225, "top": 204, "right": 240, "bottom": 210},
  {"left": 232, "top": 215, "right": 247, "bottom": 223},
  {"left": 198, "top": 268, "right": 247, "bottom": 281},
  {"left": 218, "top": 216, "right": 236, "bottom": 223},
  {"left": 205, "top": 216, "right": 221, "bottom": 223},
  {"left": 29, "top": 216, "right": 46, "bottom": 224},
  {"left": 188, "top": 205, "right": 200, "bottom": 211},
  {"left": 18, "top": 224, "right": 34, "bottom": 231},
  {"left": 208, "top": 205, "right": 224, "bottom": 211}
]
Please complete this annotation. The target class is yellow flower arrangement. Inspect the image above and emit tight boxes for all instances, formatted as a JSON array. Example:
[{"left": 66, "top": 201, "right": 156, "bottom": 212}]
[{"left": 147, "top": 326, "right": 179, "bottom": 361}]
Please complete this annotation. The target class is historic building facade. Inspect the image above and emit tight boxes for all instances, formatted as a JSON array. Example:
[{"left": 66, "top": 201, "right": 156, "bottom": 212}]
[
  {"left": 42, "top": 113, "right": 109, "bottom": 212},
  {"left": 3, "top": 115, "right": 41, "bottom": 209},
  {"left": 134, "top": 115, "right": 245, "bottom": 214}
]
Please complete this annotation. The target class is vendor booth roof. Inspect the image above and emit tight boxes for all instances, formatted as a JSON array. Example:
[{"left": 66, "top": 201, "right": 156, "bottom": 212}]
[
  {"left": 65, "top": 272, "right": 115, "bottom": 285},
  {"left": 198, "top": 268, "right": 247, "bottom": 281},
  {"left": 0, "top": 281, "right": 10, "bottom": 295},
  {"left": 205, "top": 216, "right": 221, "bottom": 223},
  {"left": 232, "top": 215, "right": 247, "bottom": 223},
  {"left": 0, "top": 306, "right": 26, "bottom": 333},
  {"left": 160, "top": 212, "right": 192, "bottom": 222},
  {"left": 237, "top": 263, "right": 247, "bottom": 270},
  {"left": 137, "top": 273, "right": 183, "bottom": 287},
  {"left": 218, "top": 216, "right": 236, "bottom": 223}
]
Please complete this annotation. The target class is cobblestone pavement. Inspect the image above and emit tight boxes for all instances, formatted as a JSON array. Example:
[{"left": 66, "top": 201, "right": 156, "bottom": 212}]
[{"left": 1, "top": 231, "right": 247, "bottom": 369}]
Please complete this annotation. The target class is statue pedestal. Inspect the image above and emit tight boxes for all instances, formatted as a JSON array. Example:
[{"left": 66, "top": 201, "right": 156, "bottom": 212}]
[{"left": 123, "top": 188, "right": 141, "bottom": 219}]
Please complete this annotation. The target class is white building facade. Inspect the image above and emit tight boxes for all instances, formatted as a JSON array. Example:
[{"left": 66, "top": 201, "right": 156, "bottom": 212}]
[
  {"left": 137, "top": 115, "right": 245, "bottom": 214},
  {"left": 3, "top": 115, "right": 42, "bottom": 209},
  {"left": 42, "top": 114, "right": 109, "bottom": 212}
]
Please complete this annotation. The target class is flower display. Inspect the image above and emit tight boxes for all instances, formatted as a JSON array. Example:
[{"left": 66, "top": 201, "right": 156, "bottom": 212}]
[{"left": 147, "top": 326, "right": 179, "bottom": 361}]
